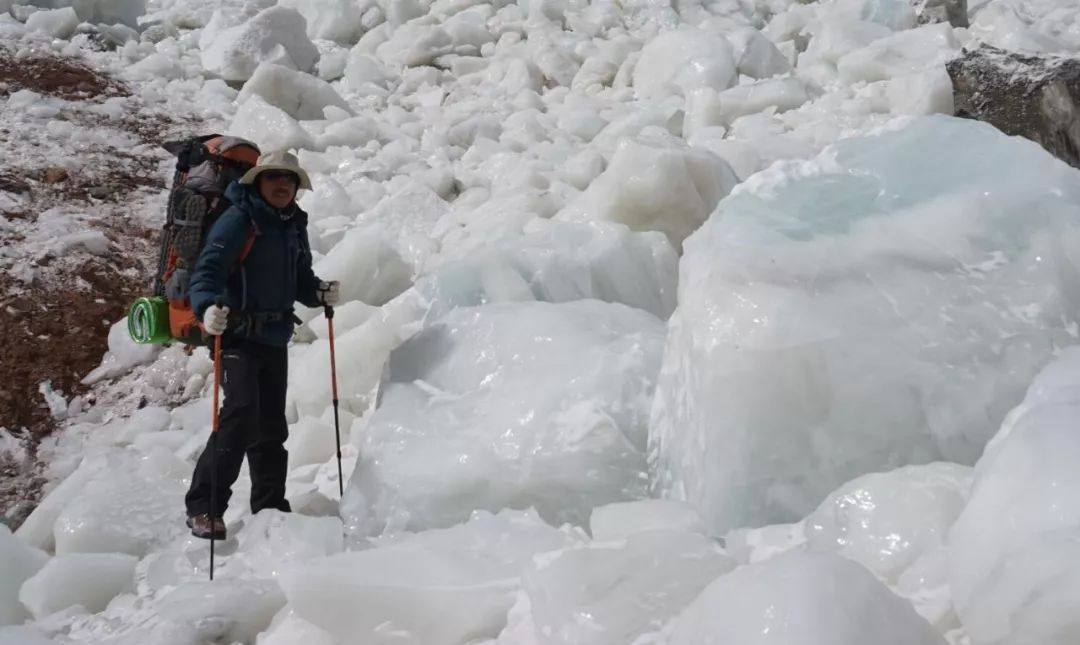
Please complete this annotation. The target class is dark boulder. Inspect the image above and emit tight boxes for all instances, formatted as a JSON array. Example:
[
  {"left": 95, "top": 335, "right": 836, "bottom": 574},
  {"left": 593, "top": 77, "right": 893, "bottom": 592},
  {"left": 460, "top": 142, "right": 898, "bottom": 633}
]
[
  {"left": 914, "top": 0, "right": 968, "bottom": 28},
  {"left": 947, "top": 45, "right": 1080, "bottom": 168}
]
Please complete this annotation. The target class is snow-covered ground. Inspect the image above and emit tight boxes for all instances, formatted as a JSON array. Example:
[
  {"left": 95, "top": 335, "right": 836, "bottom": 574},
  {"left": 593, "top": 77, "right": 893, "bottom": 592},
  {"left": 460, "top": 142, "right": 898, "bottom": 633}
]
[{"left": 3, "top": 0, "right": 1080, "bottom": 642}]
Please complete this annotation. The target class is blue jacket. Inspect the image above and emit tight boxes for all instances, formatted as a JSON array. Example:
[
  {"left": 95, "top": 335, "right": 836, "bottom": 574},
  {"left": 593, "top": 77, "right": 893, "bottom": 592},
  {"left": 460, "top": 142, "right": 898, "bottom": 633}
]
[{"left": 189, "top": 182, "right": 322, "bottom": 346}]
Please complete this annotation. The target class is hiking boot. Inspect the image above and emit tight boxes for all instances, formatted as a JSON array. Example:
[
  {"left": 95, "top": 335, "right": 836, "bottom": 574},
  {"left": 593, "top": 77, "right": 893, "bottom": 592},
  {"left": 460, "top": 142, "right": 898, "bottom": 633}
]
[{"left": 186, "top": 514, "right": 226, "bottom": 540}]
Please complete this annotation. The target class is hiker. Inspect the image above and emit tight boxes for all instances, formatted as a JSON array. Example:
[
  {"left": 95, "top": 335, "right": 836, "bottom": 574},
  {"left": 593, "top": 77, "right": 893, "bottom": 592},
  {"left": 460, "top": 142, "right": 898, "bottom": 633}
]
[{"left": 183, "top": 150, "right": 340, "bottom": 540}]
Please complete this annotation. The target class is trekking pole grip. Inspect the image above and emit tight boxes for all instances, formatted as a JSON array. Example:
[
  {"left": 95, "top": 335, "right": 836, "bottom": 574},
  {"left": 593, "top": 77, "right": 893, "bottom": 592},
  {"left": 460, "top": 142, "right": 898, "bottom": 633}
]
[{"left": 324, "top": 305, "right": 334, "bottom": 320}]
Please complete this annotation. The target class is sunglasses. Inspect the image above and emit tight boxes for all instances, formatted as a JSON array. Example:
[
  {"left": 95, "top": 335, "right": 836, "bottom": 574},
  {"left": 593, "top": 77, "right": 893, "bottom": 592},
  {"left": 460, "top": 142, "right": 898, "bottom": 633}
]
[{"left": 260, "top": 170, "right": 299, "bottom": 183}]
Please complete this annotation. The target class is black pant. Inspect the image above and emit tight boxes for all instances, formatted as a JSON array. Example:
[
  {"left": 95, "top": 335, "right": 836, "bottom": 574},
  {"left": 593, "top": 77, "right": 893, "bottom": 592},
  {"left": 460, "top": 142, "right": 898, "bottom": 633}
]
[{"left": 185, "top": 339, "right": 291, "bottom": 518}]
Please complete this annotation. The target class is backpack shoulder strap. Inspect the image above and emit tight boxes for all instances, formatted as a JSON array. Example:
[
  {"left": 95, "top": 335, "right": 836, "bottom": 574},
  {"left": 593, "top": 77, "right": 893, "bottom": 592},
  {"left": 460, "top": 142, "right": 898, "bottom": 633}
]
[{"left": 237, "top": 226, "right": 257, "bottom": 264}]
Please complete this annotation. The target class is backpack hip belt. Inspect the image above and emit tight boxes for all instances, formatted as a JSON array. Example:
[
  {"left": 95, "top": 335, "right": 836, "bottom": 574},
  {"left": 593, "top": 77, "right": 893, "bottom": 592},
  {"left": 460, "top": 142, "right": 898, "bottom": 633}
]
[{"left": 229, "top": 309, "right": 302, "bottom": 335}]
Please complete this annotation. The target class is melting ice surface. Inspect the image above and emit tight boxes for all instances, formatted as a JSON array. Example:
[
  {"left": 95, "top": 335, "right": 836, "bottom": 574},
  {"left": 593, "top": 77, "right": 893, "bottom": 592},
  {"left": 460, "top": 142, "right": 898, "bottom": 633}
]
[{"left": 651, "top": 115, "right": 1080, "bottom": 534}]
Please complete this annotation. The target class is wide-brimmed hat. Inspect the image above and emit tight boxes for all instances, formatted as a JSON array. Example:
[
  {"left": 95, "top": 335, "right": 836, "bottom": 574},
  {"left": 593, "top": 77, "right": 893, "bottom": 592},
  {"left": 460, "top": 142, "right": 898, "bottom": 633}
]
[{"left": 238, "top": 150, "right": 312, "bottom": 190}]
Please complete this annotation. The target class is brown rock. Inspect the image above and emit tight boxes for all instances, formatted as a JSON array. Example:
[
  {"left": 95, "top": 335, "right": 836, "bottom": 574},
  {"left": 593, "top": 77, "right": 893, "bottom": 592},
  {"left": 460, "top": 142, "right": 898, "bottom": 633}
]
[{"left": 41, "top": 167, "right": 69, "bottom": 184}]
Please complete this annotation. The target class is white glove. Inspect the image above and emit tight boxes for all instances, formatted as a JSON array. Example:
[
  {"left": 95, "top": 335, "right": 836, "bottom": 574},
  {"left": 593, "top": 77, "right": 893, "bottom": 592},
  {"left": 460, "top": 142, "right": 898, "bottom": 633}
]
[
  {"left": 316, "top": 281, "right": 340, "bottom": 307},
  {"left": 203, "top": 304, "right": 229, "bottom": 336}
]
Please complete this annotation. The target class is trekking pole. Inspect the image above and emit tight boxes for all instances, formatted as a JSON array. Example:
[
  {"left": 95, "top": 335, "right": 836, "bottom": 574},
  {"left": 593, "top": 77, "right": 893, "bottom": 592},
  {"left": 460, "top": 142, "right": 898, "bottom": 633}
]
[
  {"left": 326, "top": 305, "right": 344, "bottom": 497},
  {"left": 209, "top": 295, "right": 224, "bottom": 581}
]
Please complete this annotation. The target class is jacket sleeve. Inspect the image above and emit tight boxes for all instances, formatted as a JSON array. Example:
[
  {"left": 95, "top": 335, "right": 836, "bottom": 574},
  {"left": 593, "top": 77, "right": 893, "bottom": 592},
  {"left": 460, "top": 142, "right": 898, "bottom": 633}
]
[
  {"left": 189, "top": 209, "right": 249, "bottom": 319},
  {"left": 295, "top": 224, "right": 323, "bottom": 308}
]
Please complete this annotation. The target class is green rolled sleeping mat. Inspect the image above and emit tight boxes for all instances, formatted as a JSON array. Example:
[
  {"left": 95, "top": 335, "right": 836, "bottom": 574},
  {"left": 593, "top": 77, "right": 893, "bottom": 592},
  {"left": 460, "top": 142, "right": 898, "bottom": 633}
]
[{"left": 127, "top": 296, "right": 173, "bottom": 344}]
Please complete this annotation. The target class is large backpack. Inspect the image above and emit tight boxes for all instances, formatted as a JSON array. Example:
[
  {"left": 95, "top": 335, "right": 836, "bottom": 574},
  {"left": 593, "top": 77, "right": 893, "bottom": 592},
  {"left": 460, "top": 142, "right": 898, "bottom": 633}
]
[{"left": 154, "top": 134, "right": 261, "bottom": 345}]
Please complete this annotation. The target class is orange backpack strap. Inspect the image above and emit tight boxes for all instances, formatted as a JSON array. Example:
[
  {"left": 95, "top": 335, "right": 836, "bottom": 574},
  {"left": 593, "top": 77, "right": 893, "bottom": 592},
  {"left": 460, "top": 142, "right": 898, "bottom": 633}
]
[{"left": 236, "top": 227, "right": 257, "bottom": 266}]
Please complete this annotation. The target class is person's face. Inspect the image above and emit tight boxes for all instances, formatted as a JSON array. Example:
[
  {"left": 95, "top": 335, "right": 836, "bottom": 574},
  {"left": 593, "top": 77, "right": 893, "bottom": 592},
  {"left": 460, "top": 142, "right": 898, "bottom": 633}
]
[{"left": 257, "top": 171, "right": 298, "bottom": 209}]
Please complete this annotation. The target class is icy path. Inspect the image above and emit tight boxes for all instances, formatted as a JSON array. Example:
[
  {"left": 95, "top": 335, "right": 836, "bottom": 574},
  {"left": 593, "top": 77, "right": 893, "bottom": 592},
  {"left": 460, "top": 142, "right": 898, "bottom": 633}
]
[{"left": 3, "top": 0, "right": 1080, "bottom": 643}]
